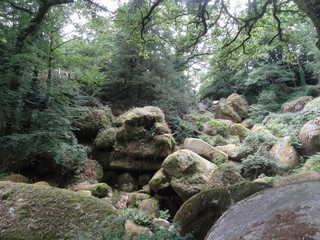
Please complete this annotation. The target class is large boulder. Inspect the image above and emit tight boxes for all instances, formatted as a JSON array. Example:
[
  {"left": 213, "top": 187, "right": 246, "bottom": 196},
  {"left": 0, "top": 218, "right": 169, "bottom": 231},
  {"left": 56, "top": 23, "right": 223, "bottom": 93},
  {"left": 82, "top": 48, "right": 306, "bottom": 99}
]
[
  {"left": 228, "top": 123, "right": 250, "bottom": 141},
  {"left": 215, "top": 144, "right": 245, "bottom": 160},
  {"left": 174, "top": 182, "right": 271, "bottom": 240},
  {"left": 280, "top": 96, "right": 313, "bottom": 113},
  {"left": 226, "top": 93, "right": 249, "bottom": 119},
  {"left": 215, "top": 102, "right": 242, "bottom": 123},
  {"left": 94, "top": 127, "right": 117, "bottom": 151},
  {"left": 162, "top": 150, "right": 218, "bottom": 201},
  {"left": 206, "top": 181, "right": 320, "bottom": 240},
  {"left": 270, "top": 137, "right": 300, "bottom": 169},
  {"left": 183, "top": 138, "right": 228, "bottom": 161},
  {"left": 108, "top": 107, "right": 176, "bottom": 171},
  {"left": 0, "top": 181, "right": 116, "bottom": 240},
  {"left": 298, "top": 117, "right": 320, "bottom": 155}
]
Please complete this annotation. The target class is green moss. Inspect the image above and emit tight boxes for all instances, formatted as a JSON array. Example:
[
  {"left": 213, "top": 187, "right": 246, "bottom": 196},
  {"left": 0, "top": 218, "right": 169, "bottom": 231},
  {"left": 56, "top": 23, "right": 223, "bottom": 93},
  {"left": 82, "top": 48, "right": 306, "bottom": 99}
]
[
  {"left": 0, "top": 174, "right": 29, "bottom": 183},
  {"left": 119, "top": 106, "right": 165, "bottom": 127},
  {"left": 154, "top": 134, "right": 176, "bottom": 156},
  {"left": 220, "top": 102, "right": 242, "bottom": 122},
  {"left": 0, "top": 181, "right": 116, "bottom": 240},
  {"left": 153, "top": 122, "right": 170, "bottom": 134},
  {"left": 116, "top": 126, "right": 146, "bottom": 143},
  {"left": 94, "top": 128, "right": 117, "bottom": 150},
  {"left": 88, "top": 183, "right": 111, "bottom": 198},
  {"left": 207, "top": 119, "right": 228, "bottom": 132},
  {"left": 229, "top": 124, "right": 250, "bottom": 140}
]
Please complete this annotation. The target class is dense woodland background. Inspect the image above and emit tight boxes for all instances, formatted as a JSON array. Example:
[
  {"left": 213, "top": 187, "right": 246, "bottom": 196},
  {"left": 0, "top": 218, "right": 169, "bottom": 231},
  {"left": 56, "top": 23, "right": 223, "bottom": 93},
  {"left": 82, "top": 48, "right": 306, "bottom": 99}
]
[{"left": 0, "top": 0, "right": 320, "bottom": 189}]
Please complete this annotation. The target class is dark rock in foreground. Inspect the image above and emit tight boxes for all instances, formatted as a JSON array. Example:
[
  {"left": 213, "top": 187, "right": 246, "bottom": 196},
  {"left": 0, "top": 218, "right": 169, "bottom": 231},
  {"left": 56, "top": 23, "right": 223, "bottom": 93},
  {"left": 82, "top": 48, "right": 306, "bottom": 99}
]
[{"left": 206, "top": 181, "right": 320, "bottom": 240}]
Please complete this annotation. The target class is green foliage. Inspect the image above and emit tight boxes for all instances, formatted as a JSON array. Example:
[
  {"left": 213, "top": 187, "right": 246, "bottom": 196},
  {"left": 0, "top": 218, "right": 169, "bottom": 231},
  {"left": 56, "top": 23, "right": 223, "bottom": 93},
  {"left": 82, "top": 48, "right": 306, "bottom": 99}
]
[
  {"left": 305, "top": 86, "right": 319, "bottom": 97},
  {"left": 121, "top": 208, "right": 151, "bottom": 227},
  {"left": 239, "top": 131, "right": 277, "bottom": 156},
  {"left": 159, "top": 210, "right": 170, "bottom": 221},
  {"left": 170, "top": 118, "right": 198, "bottom": 143},
  {"left": 249, "top": 89, "right": 282, "bottom": 123},
  {"left": 241, "top": 150, "right": 287, "bottom": 179},
  {"left": 303, "top": 153, "right": 320, "bottom": 171},
  {"left": 74, "top": 212, "right": 194, "bottom": 240},
  {"left": 211, "top": 156, "right": 228, "bottom": 165}
]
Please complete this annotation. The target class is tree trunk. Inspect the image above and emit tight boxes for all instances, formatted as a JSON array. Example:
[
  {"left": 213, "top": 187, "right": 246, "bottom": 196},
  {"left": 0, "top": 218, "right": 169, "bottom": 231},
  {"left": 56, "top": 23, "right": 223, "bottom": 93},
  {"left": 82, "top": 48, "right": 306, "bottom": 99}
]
[
  {"left": 297, "top": 58, "right": 306, "bottom": 86},
  {"left": 294, "top": 0, "right": 320, "bottom": 49}
]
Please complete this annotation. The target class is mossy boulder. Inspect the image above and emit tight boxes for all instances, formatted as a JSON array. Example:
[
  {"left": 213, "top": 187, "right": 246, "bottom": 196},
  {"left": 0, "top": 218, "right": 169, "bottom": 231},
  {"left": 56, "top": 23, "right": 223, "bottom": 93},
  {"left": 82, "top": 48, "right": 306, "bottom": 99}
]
[
  {"left": 109, "top": 107, "right": 175, "bottom": 172},
  {"left": 0, "top": 174, "right": 29, "bottom": 183},
  {"left": 226, "top": 93, "right": 249, "bottom": 119},
  {"left": 162, "top": 150, "right": 219, "bottom": 201},
  {"left": 173, "top": 182, "right": 271, "bottom": 240},
  {"left": 149, "top": 168, "right": 171, "bottom": 193},
  {"left": 88, "top": 183, "right": 112, "bottom": 197},
  {"left": 215, "top": 102, "right": 242, "bottom": 123},
  {"left": 229, "top": 123, "right": 250, "bottom": 141},
  {"left": 298, "top": 117, "right": 320, "bottom": 155},
  {"left": 74, "top": 108, "right": 113, "bottom": 141},
  {"left": 94, "top": 127, "right": 117, "bottom": 150},
  {"left": 117, "top": 106, "right": 165, "bottom": 128},
  {"left": 75, "top": 159, "right": 104, "bottom": 183},
  {"left": 0, "top": 181, "right": 117, "bottom": 240},
  {"left": 280, "top": 96, "right": 313, "bottom": 113},
  {"left": 183, "top": 138, "right": 228, "bottom": 161}
]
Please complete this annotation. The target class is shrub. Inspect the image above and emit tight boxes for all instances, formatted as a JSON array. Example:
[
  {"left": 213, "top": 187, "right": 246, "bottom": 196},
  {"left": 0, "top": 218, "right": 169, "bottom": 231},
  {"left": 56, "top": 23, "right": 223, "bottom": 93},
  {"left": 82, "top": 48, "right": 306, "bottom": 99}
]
[
  {"left": 305, "top": 86, "right": 319, "bottom": 97},
  {"left": 241, "top": 150, "right": 287, "bottom": 179},
  {"left": 238, "top": 131, "right": 277, "bottom": 156}
]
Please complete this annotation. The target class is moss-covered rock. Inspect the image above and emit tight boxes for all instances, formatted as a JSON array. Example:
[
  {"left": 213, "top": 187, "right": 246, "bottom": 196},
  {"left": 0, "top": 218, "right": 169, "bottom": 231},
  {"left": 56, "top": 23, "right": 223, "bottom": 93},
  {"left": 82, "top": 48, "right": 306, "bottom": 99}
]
[
  {"left": 154, "top": 134, "right": 176, "bottom": 157},
  {"left": 173, "top": 182, "right": 271, "bottom": 240},
  {"left": 149, "top": 168, "right": 171, "bottom": 193},
  {"left": 118, "top": 106, "right": 165, "bottom": 128},
  {"left": 162, "top": 150, "right": 219, "bottom": 201},
  {"left": 229, "top": 123, "right": 250, "bottom": 141},
  {"left": 0, "top": 174, "right": 29, "bottom": 183},
  {"left": 94, "top": 127, "right": 117, "bottom": 150},
  {"left": 226, "top": 93, "right": 249, "bottom": 119},
  {"left": 183, "top": 138, "right": 228, "bottom": 161},
  {"left": 116, "top": 126, "right": 146, "bottom": 143},
  {"left": 74, "top": 108, "right": 113, "bottom": 140},
  {"left": 0, "top": 181, "right": 117, "bottom": 240},
  {"left": 215, "top": 102, "right": 242, "bottom": 123},
  {"left": 87, "top": 183, "right": 112, "bottom": 197}
]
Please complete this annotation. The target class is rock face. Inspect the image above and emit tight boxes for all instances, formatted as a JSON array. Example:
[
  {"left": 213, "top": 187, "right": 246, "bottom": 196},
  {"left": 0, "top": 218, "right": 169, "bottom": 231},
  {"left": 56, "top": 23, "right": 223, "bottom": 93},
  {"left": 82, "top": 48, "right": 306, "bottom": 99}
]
[
  {"left": 162, "top": 150, "right": 218, "bottom": 201},
  {"left": 215, "top": 102, "right": 242, "bottom": 123},
  {"left": 107, "top": 106, "right": 176, "bottom": 171},
  {"left": 174, "top": 182, "right": 271, "bottom": 240},
  {"left": 298, "top": 117, "right": 320, "bottom": 155},
  {"left": 206, "top": 181, "right": 320, "bottom": 240},
  {"left": 183, "top": 138, "right": 228, "bottom": 161},
  {"left": 280, "top": 96, "right": 313, "bottom": 113},
  {"left": 270, "top": 137, "right": 300, "bottom": 169},
  {"left": 0, "top": 181, "right": 116, "bottom": 240}
]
